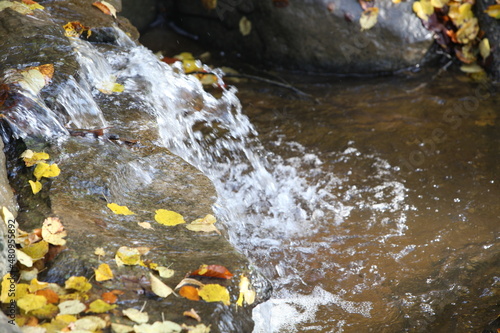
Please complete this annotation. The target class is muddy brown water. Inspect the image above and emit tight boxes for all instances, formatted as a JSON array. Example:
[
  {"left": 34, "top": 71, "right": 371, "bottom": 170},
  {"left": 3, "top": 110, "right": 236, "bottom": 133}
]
[{"left": 227, "top": 70, "right": 499, "bottom": 332}]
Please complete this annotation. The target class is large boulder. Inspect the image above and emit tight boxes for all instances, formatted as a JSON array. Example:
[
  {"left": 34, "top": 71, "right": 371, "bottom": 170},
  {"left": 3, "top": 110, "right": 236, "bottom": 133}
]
[{"left": 172, "top": 0, "right": 434, "bottom": 73}]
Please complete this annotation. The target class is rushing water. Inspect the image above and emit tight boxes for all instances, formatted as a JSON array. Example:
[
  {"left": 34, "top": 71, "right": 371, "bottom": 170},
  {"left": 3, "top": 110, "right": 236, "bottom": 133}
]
[{"left": 8, "top": 28, "right": 499, "bottom": 332}]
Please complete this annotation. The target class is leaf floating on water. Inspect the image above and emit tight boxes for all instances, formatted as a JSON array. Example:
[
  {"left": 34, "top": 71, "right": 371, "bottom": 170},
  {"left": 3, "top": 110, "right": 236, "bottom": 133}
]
[
  {"left": 149, "top": 273, "right": 173, "bottom": 298},
  {"left": 360, "top": 7, "right": 379, "bottom": 30},
  {"left": 21, "top": 150, "right": 50, "bottom": 167},
  {"left": 198, "top": 284, "right": 230, "bottom": 305},
  {"left": 34, "top": 162, "right": 60, "bottom": 180},
  {"left": 94, "top": 263, "right": 114, "bottom": 281},
  {"left": 107, "top": 203, "right": 135, "bottom": 215},
  {"left": 154, "top": 209, "right": 185, "bottom": 226},
  {"left": 123, "top": 307, "right": 149, "bottom": 324},
  {"left": 115, "top": 246, "right": 141, "bottom": 266},
  {"left": 93, "top": 1, "right": 117, "bottom": 18},
  {"left": 28, "top": 180, "right": 42, "bottom": 194},
  {"left": 94, "top": 247, "right": 106, "bottom": 257},
  {"left": 157, "top": 266, "right": 175, "bottom": 278},
  {"left": 102, "top": 291, "right": 118, "bottom": 304},
  {"left": 190, "top": 264, "right": 233, "bottom": 279}
]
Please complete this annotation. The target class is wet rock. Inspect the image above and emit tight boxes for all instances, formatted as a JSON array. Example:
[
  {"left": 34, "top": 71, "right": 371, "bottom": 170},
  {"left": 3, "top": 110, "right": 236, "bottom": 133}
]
[
  {"left": 475, "top": 0, "right": 500, "bottom": 81},
  {"left": 171, "top": 0, "right": 433, "bottom": 74},
  {"left": 0, "top": 311, "right": 22, "bottom": 333},
  {"left": 121, "top": 0, "right": 158, "bottom": 32}
]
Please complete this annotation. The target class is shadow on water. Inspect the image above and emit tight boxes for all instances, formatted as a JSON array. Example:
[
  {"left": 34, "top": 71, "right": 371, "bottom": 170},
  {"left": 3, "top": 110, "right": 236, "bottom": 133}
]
[{"left": 231, "top": 71, "right": 499, "bottom": 332}]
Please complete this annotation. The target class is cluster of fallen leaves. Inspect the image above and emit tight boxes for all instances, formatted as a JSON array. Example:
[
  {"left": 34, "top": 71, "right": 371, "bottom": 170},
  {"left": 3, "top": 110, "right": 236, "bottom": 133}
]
[
  {"left": 412, "top": 0, "right": 491, "bottom": 77},
  {"left": 0, "top": 204, "right": 256, "bottom": 332},
  {"left": 0, "top": 0, "right": 44, "bottom": 15},
  {"left": 21, "top": 150, "right": 60, "bottom": 195}
]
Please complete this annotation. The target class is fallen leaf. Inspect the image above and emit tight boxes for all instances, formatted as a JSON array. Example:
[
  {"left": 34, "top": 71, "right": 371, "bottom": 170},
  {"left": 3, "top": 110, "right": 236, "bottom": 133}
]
[
  {"left": 186, "top": 214, "right": 220, "bottom": 234},
  {"left": 413, "top": 0, "right": 433, "bottom": 21},
  {"left": 107, "top": 203, "right": 135, "bottom": 215},
  {"left": 479, "top": 38, "right": 490, "bottom": 59},
  {"left": 198, "top": 284, "right": 230, "bottom": 305},
  {"left": 93, "top": 1, "right": 117, "bottom": 18},
  {"left": 190, "top": 264, "right": 233, "bottom": 279},
  {"left": 16, "top": 249, "right": 34, "bottom": 267},
  {"left": 123, "top": 307, "right": 149, "bottom": 324},
  {"left": 31, "top": 303, "right": 58, "bottom": 319},
  {"left": 111, "top": 323, "right": 135, "bottom": 333},
  {"left": 19, "top": 68, "right": 46, "bottom": 95},
  {"left": 154, "top": 209, "right": 185, "bottom": 226},
  {"left": 181, "top": 323, "right": 211, "bottom": 333},
  {"left": 42, "top": 217, "right": 67, "bottom": 246},
  {"left": 115, "top": 246, "right": 141, "bottom": 266},
  {"left": 58, "top": 299, "right": 86, "bottom": 315},
  {"left": 179, "top": 286, "right": 200, "bottom": 301},
  {"left": 174, "top": 278, "right": 205, "bottom": 290},
  {"left": 157, "top": 266, "right": 175, "bottom": 278},
  {"left": 236, "top": 274, "right": 256, "bottom": 306},
  {"left": 456, "top": 18, "right": 479, "bottom": 44},
  {"left": 485, "top": 4, "right": 500, "bottom": 18},
  {"left": 87, "top": 299, "right": 117, "bottom": 313},
  {"left": 21, "top": 240, "right": 49, "bottom": 261},
  {"left": 138, "top": 222, "right": 154, "bottom": 230},
  {"left": 65, "top": 276, "right": 92, "bottom": 293},
  {"left": 95, "top": 263, "right": 114, "bottom": 281},
  {"left": 430, "top": 0, "right": 447, "bottom": 8},
  {"left": 18, "top": 294, "right": 47, "bottom": 313},
  {"left": 102, "top": 291, "right": 118, "bottom": 304},
  {"left": 239, "top": 16, "right": 252, "bottom": 36},
  {"left": 28, "top": 278, "right": 49, "bottom": 293},
  {"left": 21, "top": 150, "right": 49, "bottom": 167},
  {"left": 460, "top": 63, "right": 484, "bottom": 73},
  {"left": 134, "top": 321, "right": 182, "bottom": 333},
  {"left": 98, "top": 77, "right": 125, "bottom": 94},
  {"left": 149, "top": 273, "right": 173, "bottom": 298},
  {"left": 35, "top": 289, "right": 59, "bottom": 304},
  {"left": 20, "top": 268, "right": 39, "bottom": 282},
  {"left": 63, "top": 21, "right": 92, "bottom": 38},
  {"left": 201, "top": 0, "right": 217, "bottom": 10},
  {"left": 183, "top": 308, "right": 201, "bottom": 322},
  {"left": 74, "top": 315, "right": 107, "bottom": 330},
  {"left": 94, "top": 247, "right": 106, "bottom": 257},
  {"left": 29, "top": 180, "right": 42, "bottom": 194},
  {"left": 33, "top": 162, "right": 60, "bottom": 180},
  {"left": 22, "top": 0, "right": 44, "bottom": 10},
  {"left": 360, "top": 7, "right": 379, "bottom": 31}
]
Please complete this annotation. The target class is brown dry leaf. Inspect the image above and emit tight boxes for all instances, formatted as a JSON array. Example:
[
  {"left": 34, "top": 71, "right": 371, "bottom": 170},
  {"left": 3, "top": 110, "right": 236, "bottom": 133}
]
[
  {"left": 102, "top": 291, "right": 118, "bottom": 304},
  {"left": 35, "top": 289, "right": 59, "bottom": 304},
  {"left": 92, "top": 1, "right": 117, "bottom": 18},
  {"left": 201, "top": 0, "right": 217, "bottom": 10},
  {"left": 183, "top": 308, "right": 201, "bottom": 322},
  {"left": 174, "top": 278, "right": 205, "bottom": 290},
  {"left": 189, "top": 264, "right": 233, "bottom": 279}
]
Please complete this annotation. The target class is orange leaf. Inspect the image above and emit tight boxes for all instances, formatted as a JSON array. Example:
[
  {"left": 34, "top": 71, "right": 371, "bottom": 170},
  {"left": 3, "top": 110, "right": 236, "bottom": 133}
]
[
  {"left": 101, "top": 292, "right": 118, "bottom": 304},
  {"left": 35, "top": 289, "right": 59, "bottom": 304},
  {"left": 189, "top": 264, "right": 233, "bottom": 279},
  {"left": 179, "top": 286, "right": 200, "bottom": 301},
  {"left": 92, "top": 1, "right": 117, "bottom": 18},
  {"left": 111, "top": 289, "right": 125, "bottom": 295}
]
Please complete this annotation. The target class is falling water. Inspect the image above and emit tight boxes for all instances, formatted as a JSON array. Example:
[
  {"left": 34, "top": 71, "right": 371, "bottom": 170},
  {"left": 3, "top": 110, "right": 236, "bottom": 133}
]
[{"left": 8, "top": 26, "right": 498, "bottom": 332}]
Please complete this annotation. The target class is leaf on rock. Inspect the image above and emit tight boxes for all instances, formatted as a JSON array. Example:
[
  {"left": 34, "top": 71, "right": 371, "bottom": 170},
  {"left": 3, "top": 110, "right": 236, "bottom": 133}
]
[
  {"left": 65, "top": 276, "right": 92, "bottom": 293},
  {"left": 22, "top": 0, "right": 44, "bottom": 10},
  {"left": 456, "top": 18, "right": 479, "bottom": 44},
  {"left": 28, "top": 278, "right": 49, "bottom": 293},
  {"left": 134, "top": 321, "right": 182, "bottom": 333},
  {"left": 123, "top": 307, "right": 149, "bottom": 324},
  {"left": 21, "top": 240, "right": 49, "bottom": 261},
  {"left": 93, "top": 1, "right": 117, "bottom": 18},
  {"left": 34, "top": 162, "right": 60, "bottom": 180},
  {"left": 94, "top": 247, "right": 106, "bottom": 257},
  {"left": 183, "top": 308, "right": 202, "bottom": 322},
  {"left": 479, "top": 38, "right": 490, "bottom": 59},
  {"left": 98, "top": 78, "right": 125, "bottom": 94},
  {"left": 115, "top": 246, "right": 141, "bottom": 266},
  {"left": 111, "top": 323, "right": 135, "bottom": 333},
  {"left": 35, "top": 288, "right": 59, "bottom": 304},
  {"left": 485, "top": 4, "right": 500, "bottom": 18},
  {"left": 16, "top": 249, "right": 34, "bottom": 267},
  {"left": 360, "top": 7, "right": 379, "bottom": 31},
  {"left": 95, "top": 263, "right": 114, "bottom": 281},
  {"left": 413, "top": 0, "right": 433, "bottom": 21},
  {"left": 74, "top": 315, "right": 107, "bottom": 330},
  {"left": 17, "top": 294, "right": 47, "bottom": 313},
  {"left": 190, "top": 264, "right": 233, "bottom": 279},
  {"left": 31, "top": 303, "right": 59, "bottom": 319},
  {"left": 42, "top": 217, "right": 67, "bottom": 246},
  {"left": 87, "top": 299, "right": 117, "bottom": 313},
  {"left": 63, "top": 21, "right": 92, "bottom": 38},
  {"left": 138, "top": 222, "right": 154, "bottom": 230},
  {"left": 179, "top": 286, "right": 200, "bottom": 301},
  {"left": 236, "top": 274, "right": 256, "bottom": 306},
  {"left": 154, "top": 209, "right": 185, "bottom": 226},
  {"left": 58, "top": 299, "right": 86, "bottom": 315},
  {"left": 186, "top": 214, "right": 220, "bottom": 234},
  {"left": 198, "top": 284, "right": 230, "bottom": 305},
  {"left": 239, "top": 16, "right": 252, "bottom": 36},
  {"left": 107, "top": 203, "right": 135, "bottom": 215},
  {"left": 157, "top": 266, "right": 175, "bottom": 279},
  {"left": 149, "top": 273, "right": 173, "bottom": 298},
  {"left": 29, "top": 180, "right": 42, "bottom": 194},
  {"left": 21, "top": 150, "right": 50, "bottom": 167},
  {"left": 102, "top": 291, "right": 118, "bottom": 304}
]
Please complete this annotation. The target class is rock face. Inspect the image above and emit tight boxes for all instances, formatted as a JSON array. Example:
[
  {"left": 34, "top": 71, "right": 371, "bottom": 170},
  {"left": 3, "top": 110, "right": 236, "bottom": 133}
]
[
  {"left": 0, "top": 1, "right": 270, "bottom": 331},
  {"left": 172, "top": 0, "right": 433, "bottom": 73},
  {"left": 475, "top": 0, "right": 500, "bottom": 81}
]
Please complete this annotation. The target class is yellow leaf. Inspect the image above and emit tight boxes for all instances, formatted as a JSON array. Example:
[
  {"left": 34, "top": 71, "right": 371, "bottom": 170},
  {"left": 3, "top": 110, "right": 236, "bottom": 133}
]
[
  {"left": 198, "top": 284, "right": 230, "bottom": 305},
  {"left": 479, "top": 38, "right": 490, "bottom": 59},
  {"left": 19, "top": 68, "right": 46, "bottom": 95},
  {"left": 65, "top": 276, "right": 92, "bottom": 293},
  {"left": 21, "top": 240, "right": 49, "bottom": 261},
  {"left": 413, "top": 0, "right": 433, "bottom": 21},
  {"left": 31, "top": 303, "right": 58, "bottom": 319},
  {"left": 201, "top": 0, "right": 217, "bottom": 10},
  {"left": 29, "top": 278, "right": 49, "bottom": 293},
  {"left": 174, "top": 52, "right": 195, "bottom": 61},
  {"left": 21, "top": 150, "right": 50, "bottom": 167},
  {"left": 149, "top": 273, "right": 173, "bottom": 298},
  {"left": 239, "top": 16, "right": 252, "bottom": 36},
  {"left": 186, "top": 214, "right": 220, "bottom": 234},
  {"left": 154, "top": 209, "right": 185, "bottom": 226},
  {"left": 98, "top": 77, "right": 125, "bottom": 94},
  {"left": 460, "top": 63, "right": 484, "bottom": 73},
  {"left": 87, "top": 299, "right": 117, "bottom": 313},
  {"left": 134, "top": 321, "right": 182, "bottom": 333},
  {"left": 1, "top": 273, "right": 15, "bottom": 303},
  {"left": 17, "top": 294, "right": 47, "bottom": 313},
  {"left": 107, "top": 203, "right": 135, "bottom": 215},
  {"left": 485, "top": 4, "right": 500, "bottom": 18},
  {"left": 157, "top": 266, "right": 175, "bottom": 279},
  {"left": 55, "top": 314, "right": 78, "bottom": 324},
  {"left": 456, "top": 18, "right": 479, "bottom": 44},
  {"left": 16, "top": 249, "right": 34, "bottom": 267},
  {"left": 58, "top": 299, "right": 86, "bottom": 315},
  {"left": 182, "top": 324, "right": 211, "bottom": 333},
  {"left": 94, "top": 247, "right": 106, "bottom": 256},
  {"left": 182, "top": 59, "right": 203, "bottom": 73},
  {"left": 360, "top": 7, "right": 379, "bottom": 31},
  {"left": 29, "top": 180, "right": 43, "bottom": 194},
  {"left": 94, "top": 263, "right": 114, "bottom": 281},
  {"left": 74, "top": 316, "right": 107, "bottom": 330},
  {"left": 42, "top": 217, "right": 67, "bottom": 246},
  {"left": 236, "top": 274, "right": 256, "bottom": 306},
  {"left": 115, "top": 246, "right": 141, "bottom": 266},
  {"left": 111, "top": 323, "right": 135, "bottom": 333},
  {"left": 33, "top": 162, "right": 60, "bottom": 180},
  {"left": 138, "top": 222, "right": 154, "bottom": 230},
  {"left": 430, "top": 0, "right": 447, "bottom": 8},
  {"left": 123, "top": 308, "right": 149, "bottom": 324}
]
